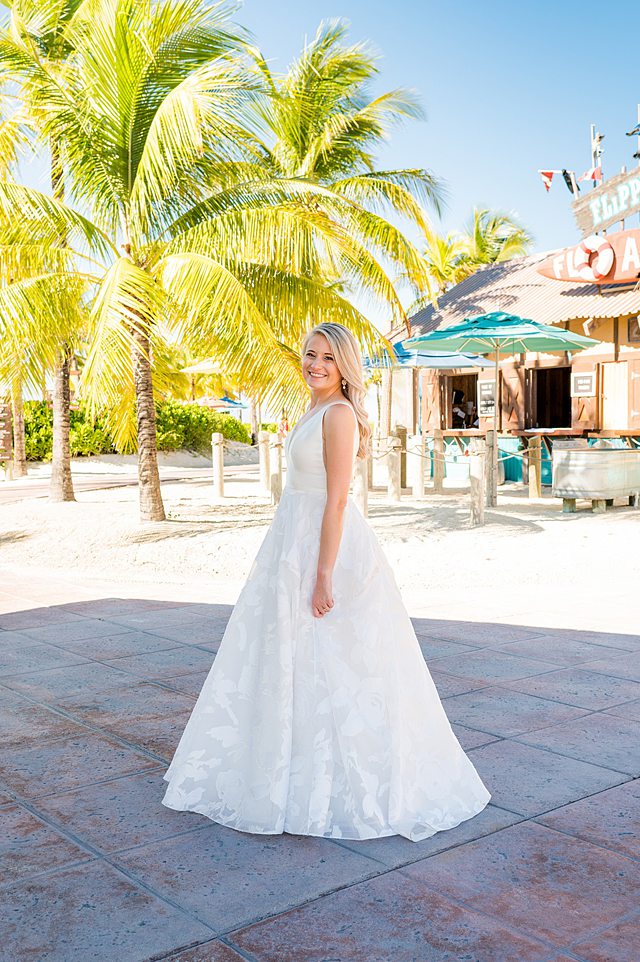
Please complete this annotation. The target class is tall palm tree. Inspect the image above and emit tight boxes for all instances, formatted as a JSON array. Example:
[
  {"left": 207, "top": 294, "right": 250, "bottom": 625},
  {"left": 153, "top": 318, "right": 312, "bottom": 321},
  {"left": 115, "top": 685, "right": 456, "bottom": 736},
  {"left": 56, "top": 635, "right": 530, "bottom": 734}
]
[
  {"left": 0, "top": 1, "right": 424, "bottom": 521},
  {"left": 2, "top": 0, "right": 93, "bottom": 500},
  {"left": 253, "top": 19, "right": 443, "bottom": 302}
]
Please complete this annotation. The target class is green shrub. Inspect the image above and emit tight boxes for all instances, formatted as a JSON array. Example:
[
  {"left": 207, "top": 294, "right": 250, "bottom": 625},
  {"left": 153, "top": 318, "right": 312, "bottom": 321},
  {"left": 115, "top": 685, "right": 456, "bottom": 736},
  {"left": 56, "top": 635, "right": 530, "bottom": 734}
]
[
  {"left": 24, "top": 402, "right": 53, "bottom": 461},
  {"left": 23, "top": 398, "right": 250, "bottom": 459},
  {"left": 155, "top": 401, "right": 251, "bottom": 451}
]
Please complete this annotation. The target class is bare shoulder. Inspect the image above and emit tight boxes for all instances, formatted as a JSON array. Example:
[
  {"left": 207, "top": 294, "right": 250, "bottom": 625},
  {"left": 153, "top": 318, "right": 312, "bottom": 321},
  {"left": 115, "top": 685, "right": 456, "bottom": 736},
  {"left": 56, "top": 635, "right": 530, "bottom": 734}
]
[{"left": 322, "top": 402, "right": 357, "bottom": 433}]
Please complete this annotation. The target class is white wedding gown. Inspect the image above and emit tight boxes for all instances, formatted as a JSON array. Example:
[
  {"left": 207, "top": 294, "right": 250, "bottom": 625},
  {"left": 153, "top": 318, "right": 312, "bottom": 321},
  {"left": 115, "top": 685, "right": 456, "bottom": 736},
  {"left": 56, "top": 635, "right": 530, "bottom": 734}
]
[{"left": 162, "top": 399, "right": 490, "bottom": 841}]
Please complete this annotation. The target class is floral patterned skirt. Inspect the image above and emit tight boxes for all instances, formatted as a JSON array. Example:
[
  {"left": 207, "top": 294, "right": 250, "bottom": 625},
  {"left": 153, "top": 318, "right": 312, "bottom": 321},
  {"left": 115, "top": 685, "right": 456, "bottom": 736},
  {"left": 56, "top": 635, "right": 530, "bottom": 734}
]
[{"left": 162, "top": 486, "right": 490, "bottom": 841}]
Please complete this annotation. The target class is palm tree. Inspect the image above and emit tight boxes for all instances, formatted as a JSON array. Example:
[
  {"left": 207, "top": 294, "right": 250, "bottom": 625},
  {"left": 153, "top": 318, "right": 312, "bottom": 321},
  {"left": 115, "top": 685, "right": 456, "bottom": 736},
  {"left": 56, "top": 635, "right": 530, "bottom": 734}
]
[
  {"left": 253, "top": 19, "right": 443, "bottom": 301},
  {"left": 2, "top": 0, "right": 93, "bottom": 500},
  {"left": 460, "top": 207, "right": 532, "bottom": 269},
  {"left": 0, "top": 2, "right": 426, "bottom": 521}
]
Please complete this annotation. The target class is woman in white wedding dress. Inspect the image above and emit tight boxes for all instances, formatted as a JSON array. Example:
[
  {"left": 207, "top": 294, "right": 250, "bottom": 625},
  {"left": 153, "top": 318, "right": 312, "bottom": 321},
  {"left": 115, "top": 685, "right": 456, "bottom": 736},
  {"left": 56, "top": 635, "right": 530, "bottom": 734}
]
[{"left": 162, "top": 323, "right": 490, "bottom": 841}]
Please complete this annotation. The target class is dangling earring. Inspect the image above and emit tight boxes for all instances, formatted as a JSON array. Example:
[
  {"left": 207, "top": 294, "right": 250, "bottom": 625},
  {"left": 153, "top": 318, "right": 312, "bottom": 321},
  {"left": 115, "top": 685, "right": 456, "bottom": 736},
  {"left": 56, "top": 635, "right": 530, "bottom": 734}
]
[{"left": 341, "top": 378, "right": 347, "bottom": 392}]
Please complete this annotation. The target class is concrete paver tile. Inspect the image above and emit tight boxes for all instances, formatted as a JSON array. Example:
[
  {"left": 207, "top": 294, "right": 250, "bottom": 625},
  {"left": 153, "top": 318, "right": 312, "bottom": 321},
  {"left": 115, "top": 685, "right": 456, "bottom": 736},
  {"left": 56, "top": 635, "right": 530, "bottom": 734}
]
[
  {"left": 46, "top": 629, "right": 180, "bottom": 660},
  {"left": 0, "top": 803, "right": 93, "bottom": 885},
  {"left": 0, "top": 609, "right": 87, "bottom": 631},
  {"left": 429, "top": 669, "right": 490, "bottom": 699},
  {"left": 515, "top": 713, "right": 640, "bottom": 776},
  {"left": 468, "top": 740, "right": 629, "bottom": 817},
  {"left": 525, "top": 629, "right": 640, "bottom": 651},
  {"left": 34, "top": 770, "right": 203, "bottom": 854},
  {"left": 505, "top": 668, "right": 640, "bottom": 711},
  {"left": 145, "top": 621, "right": 228, "bottom": 646},
  {"left": 0, "top": 660, "right": 137, "bottom": 702},
  {"left": 2, "top": 859, "right": 212, "bottom": 962},
  {"left": 403, "top": 821, "right": 640, "bottom": 945},
  {"left": 572, "top": 912, "right": 640, "bottom": 962},
  {"left": 0, "top": 703, "right": 87, "bottom": 749},
  {"left": 427, "top": 649, "right": 559, "bottom": 684},
  {"left": 0, "top": 731, "right": 158, "bottom": 798},
  {"left": 0, "top": 642, "right": 89, "bottom": 676},
  {"left": 409, "top": 621, "right": 546, "bottom": 647},
  {"left": 230, "top": 867, "right": 553, "bottom": 962},
  {"left": 21, "top": 618, "right": 132, "bottom": 645},
  {"left": 605, "top": 699, "right": 640, "bottom": 722},
  {"left": 115, "top": 824, "right": 383, "bottom": 933},
  {"left": 57, "top": 683, "right": 195, "bottom": 759},
  {"left": 535, "top": 780, "right": 640, "bottom": 860},
  {"left": 493, "top": 635, "right": 631, "bottom": 666},
  {"left": 160, "top": 671, "right": 209, "bottom": 698},
  {"left": 415, "top": 636, "right": 477, "bottom": 659},
  {"left": 333, "top": 803, "right": 523, "bottom": 868},
  {"left": 451, "top": 724, "right": 501, "bottom": 750},
  {"left": 162, "top": 942, "right": 249, "bottom": 962},
  {"left": 442, "top": 686, "right": 589, "bottom": 738},
  {"left": 585, "top": 651, "right": 640, "bottom": 684},
  {"left": 100, "top": 646, "right": 215, "bottom": 680}
]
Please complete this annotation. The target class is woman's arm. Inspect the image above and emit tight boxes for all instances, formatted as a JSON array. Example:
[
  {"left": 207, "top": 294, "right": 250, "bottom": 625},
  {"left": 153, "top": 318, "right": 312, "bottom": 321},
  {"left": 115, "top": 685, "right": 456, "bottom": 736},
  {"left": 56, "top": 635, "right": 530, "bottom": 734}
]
[{"left": 312, "top": 404, "right": 357, "bottom": 618}]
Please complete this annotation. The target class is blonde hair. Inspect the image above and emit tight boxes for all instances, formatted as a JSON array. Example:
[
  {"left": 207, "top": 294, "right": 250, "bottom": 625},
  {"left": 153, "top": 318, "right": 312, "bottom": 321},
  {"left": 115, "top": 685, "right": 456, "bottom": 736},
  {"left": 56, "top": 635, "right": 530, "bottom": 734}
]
[{"left": 301, "top": 322, "right": 371, "bottom": 459}]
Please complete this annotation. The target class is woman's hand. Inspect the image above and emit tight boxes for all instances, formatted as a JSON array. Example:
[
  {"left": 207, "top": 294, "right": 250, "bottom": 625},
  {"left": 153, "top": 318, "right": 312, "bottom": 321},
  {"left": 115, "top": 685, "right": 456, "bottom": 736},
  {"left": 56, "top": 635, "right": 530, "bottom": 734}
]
[{"left": 312, "top": 572, "right": 334, "bottom": 618}]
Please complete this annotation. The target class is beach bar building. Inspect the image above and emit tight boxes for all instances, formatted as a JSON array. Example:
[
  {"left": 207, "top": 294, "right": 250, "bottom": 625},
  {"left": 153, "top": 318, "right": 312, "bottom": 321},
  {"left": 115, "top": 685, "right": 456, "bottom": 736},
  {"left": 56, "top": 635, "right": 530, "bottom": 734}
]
[
  {"left": 387, "top": 248, "right": 640, "bottom": 440},
  {"left": 384, "top": 210, "right": 640, "bottom": 486}
]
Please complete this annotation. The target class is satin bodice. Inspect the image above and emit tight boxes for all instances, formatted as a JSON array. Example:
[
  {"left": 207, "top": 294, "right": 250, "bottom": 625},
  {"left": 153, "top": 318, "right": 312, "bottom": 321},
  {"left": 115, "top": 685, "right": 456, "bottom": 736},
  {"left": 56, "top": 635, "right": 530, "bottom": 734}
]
[{"left": 284, "top": 400, "right": 358, "bottom": 493}]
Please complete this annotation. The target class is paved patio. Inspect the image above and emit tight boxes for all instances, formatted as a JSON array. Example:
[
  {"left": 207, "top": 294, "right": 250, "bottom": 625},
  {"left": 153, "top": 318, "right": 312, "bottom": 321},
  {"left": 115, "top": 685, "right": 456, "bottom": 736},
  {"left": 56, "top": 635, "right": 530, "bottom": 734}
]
[{"left": 1, "top": 577, "right": 639, "bottom": 961}]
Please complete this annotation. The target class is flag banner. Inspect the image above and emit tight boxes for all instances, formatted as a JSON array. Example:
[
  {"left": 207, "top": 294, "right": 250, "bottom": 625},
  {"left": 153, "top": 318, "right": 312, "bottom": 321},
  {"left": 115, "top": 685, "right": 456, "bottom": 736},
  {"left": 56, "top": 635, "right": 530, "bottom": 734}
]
[
  {"left": 539, "top": 170, "right": 554, "bottom": 192},
  {"left": 578, "top": 166, "right": 603, "bottom": 183},
  {"left": 562, "top": 169, "right": 580, "bottom": 194}
]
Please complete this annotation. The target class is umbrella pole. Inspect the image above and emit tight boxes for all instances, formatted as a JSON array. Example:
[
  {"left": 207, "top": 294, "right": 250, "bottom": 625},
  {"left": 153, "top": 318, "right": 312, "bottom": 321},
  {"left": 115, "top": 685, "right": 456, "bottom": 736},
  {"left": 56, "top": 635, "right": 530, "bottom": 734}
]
[{"left": 488, "top": 345, "right": 499, "bottom": 507}]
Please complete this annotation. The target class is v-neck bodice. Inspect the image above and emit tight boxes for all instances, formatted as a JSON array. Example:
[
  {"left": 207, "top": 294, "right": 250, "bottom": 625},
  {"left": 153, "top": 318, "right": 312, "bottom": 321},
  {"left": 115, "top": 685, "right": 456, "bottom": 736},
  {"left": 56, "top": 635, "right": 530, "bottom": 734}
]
[{"left": 284, "top": 400, "right": 358, "bottom": 493}]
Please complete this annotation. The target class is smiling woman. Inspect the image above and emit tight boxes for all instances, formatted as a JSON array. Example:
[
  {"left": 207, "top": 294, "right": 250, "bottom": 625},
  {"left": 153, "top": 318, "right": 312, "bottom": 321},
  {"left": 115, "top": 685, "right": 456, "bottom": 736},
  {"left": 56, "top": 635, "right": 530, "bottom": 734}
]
[{"left": 162, "top": 322, "right": 491, "bottom": 841}]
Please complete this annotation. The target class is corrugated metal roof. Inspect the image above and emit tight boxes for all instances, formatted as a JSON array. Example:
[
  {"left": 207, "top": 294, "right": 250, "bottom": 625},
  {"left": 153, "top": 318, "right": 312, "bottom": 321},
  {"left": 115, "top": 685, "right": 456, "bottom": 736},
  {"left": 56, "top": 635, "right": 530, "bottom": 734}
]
[{"left": 388, "top": 250, "right": 640, "bottom": 341}]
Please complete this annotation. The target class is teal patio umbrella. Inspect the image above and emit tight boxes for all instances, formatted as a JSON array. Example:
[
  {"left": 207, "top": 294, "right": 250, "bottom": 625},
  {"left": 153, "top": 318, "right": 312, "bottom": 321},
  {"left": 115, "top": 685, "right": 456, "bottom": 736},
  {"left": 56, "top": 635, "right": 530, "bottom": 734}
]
[
  {"left": 403, "top": 311, "right": 600, "bottom": 429},
  {"left": 402, "top": 311, "right": 601, "bottom": 501}
]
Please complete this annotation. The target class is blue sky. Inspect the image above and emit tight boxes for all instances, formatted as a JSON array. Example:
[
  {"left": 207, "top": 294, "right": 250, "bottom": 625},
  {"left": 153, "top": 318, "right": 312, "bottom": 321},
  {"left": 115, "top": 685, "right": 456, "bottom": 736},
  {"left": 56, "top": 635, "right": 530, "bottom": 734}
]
[{"left": 237, "top": 0, "right": 640, "bottom": 253}]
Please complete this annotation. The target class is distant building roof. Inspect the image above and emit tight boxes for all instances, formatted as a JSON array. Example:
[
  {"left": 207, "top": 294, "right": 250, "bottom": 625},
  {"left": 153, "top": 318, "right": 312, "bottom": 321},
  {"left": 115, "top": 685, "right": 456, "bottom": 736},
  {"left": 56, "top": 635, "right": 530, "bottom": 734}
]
[{"left": 388, "top": 250, "right": 640, "bottom": 342}]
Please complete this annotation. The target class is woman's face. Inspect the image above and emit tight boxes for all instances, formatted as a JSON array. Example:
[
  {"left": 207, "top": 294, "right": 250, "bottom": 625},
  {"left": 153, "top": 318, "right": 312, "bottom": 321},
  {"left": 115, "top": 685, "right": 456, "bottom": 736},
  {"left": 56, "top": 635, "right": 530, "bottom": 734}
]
[{"left": 302, "top": 333, "right": 342, "bottom": 396}]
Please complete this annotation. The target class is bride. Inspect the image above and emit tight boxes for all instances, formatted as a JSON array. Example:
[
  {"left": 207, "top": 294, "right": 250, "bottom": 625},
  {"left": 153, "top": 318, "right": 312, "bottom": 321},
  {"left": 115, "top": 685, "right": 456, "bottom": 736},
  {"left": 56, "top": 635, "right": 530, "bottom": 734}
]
[{"left": 162, "top": 322, "right": 490, "bottom": 841}]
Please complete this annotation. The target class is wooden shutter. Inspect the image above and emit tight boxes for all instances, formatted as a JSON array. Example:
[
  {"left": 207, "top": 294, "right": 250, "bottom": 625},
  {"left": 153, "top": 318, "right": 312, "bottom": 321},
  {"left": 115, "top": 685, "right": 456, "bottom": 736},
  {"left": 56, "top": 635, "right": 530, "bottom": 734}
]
[
  {"left": 421, "top": 371, "right": 443, "bottom": 430},
  {"left": 500, "top": 362, "right": 525, "bottom": 431}
]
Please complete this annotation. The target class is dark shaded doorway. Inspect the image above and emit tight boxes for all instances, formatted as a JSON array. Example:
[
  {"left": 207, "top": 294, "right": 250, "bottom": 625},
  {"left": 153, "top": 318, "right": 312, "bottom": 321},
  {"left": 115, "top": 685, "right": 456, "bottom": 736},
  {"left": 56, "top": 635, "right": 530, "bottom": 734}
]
[{"left": 529, "top": 367, "right": 571, "bottom": 428}]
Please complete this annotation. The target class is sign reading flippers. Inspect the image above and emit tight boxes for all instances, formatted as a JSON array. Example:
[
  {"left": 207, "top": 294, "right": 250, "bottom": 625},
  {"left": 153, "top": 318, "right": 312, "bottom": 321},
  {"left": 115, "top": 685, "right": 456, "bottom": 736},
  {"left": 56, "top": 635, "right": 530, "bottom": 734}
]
[{"left": 537, "top": 229, "right": 640, "bottom": 285}]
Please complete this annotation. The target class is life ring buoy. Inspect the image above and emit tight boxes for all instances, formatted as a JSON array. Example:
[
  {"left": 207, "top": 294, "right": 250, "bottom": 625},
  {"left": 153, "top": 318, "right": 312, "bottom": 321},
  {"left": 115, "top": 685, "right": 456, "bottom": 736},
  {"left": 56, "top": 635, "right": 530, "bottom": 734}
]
[{"left": 574, "top": 234, "right": 614, "bottom": 282}]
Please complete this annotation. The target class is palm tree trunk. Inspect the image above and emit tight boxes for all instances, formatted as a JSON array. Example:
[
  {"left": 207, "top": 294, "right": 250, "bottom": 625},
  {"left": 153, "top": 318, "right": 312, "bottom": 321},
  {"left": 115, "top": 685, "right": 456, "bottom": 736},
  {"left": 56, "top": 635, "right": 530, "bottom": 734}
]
[
  {"left": 131, "top": 328, "right": 166, "bottom": 522},
  {"left": 49, "top": 135, "right": 76, "bottom": 502},
  {"left": 10, "top": 379, "right": 27, "bottom": 478},
  {"left": 50, "top": 348, "right": 75, "bottom": 501}
]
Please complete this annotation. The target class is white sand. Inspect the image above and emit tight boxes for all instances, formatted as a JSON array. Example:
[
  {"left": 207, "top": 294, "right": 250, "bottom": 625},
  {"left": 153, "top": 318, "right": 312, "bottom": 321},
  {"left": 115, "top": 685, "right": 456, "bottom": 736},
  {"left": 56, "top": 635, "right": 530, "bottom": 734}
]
[{"left": 3, "top": 457, "right": 639, "bottom": 634}]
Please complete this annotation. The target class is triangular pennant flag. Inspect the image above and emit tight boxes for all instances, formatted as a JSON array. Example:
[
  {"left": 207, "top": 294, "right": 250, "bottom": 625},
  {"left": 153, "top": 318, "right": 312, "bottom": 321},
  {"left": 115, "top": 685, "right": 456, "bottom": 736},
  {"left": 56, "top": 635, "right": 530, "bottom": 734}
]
[
  {"left": 539, "top": 170, "right": 554, "bottom": 192},
  {"left": 578, "top": 166, "right": 603, "bottom": 183}
]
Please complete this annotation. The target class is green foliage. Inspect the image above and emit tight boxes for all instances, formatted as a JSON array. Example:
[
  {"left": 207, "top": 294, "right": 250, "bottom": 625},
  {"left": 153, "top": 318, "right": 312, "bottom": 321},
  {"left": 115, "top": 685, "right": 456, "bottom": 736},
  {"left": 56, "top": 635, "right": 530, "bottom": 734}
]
[
  {"left": 155, "top": 401, "right": 251, "bottom": 451},
  {"left": 23, "top": 402, "right": 53, "bottom": 461},
  {"left": 23, "top": 399, "right": 250, "bottom": 459}
]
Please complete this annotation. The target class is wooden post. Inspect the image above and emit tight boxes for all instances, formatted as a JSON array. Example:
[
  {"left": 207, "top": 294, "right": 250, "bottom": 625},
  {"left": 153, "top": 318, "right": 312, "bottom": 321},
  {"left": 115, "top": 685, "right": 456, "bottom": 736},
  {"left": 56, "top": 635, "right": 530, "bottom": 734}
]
[
  {"left": 387, "top": 436, "right": 402, "bottom": 502},
  {"left": 407, "top": 432, "right": 425, "bottom": 499},
  {"left": 211, "top": 432, "right": 224, "bottom": 498},
  {"left": 258, "top": 430, "right": 271, "bottom": 496},
  {"left": 393, "top": 424, "right": 407, "bottom": 489},
  {"left": 269, "top": 435, "right": 283, "bottom": 505},
  {"left": 528, "top": 436, "right": 542, "bottom": 499},
  {"left": 468, "top": 438, "right": 486, "bottom": 527},
  {"left": 485, "top": 429, "right": 497, "bottom": 507},
  {"left": 432, "top": 429, "right": 445, "bottom": 494},
  {"left": 367, "top": 441, "right": 374, "bottom": 490},
  {"left": 353, "top": 455, "right": 369, "bottom": 517}
]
